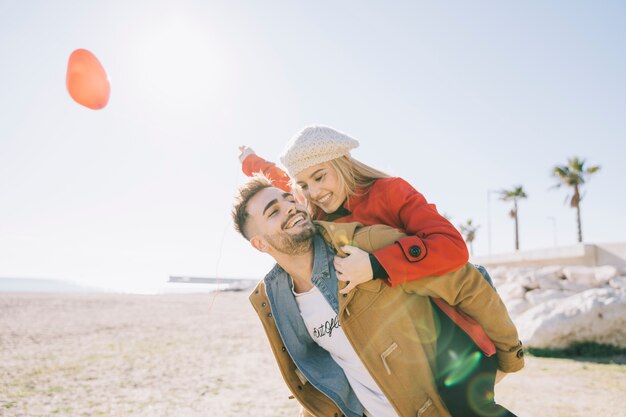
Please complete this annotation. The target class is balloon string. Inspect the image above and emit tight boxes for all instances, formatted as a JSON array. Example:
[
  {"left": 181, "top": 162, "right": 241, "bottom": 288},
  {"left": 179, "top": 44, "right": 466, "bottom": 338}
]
[
  {"left": 206, "top": 218, "right": 231, "bottom": 315},
  {"left": 207, "top": 158, "right": 244, "bottom": 315}
]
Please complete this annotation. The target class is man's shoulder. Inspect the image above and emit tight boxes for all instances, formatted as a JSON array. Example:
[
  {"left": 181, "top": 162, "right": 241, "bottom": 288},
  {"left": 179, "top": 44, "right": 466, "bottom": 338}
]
[
  {"left": 249, "top": 280, "right": 266, "bottom": 301},
  {"left": 252, "top": 263, "right": 285, "bottom": 291},
  {"left": 315, "top": 221, "right": 360, "bottom": 253},
  {"left": 265, "top": 262, "right": 287, "bottom": 282},
  {"left": 248, "top": 262, "right": 285, "bottom": 305},
  {"left": 315, "top": 221, "right": 406, "bottom": 254}
]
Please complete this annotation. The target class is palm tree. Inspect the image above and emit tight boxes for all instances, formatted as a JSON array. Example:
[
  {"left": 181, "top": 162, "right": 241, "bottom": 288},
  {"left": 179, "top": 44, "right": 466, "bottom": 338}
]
[
  {"left": 499, "top": 186, "right": 528, "bottom": 251},
  {"left": 551, "top": 157, "right": 601, "bottom": 243},
  {"left": 458, "top": 219, "right": 479, "bottom": 256}
]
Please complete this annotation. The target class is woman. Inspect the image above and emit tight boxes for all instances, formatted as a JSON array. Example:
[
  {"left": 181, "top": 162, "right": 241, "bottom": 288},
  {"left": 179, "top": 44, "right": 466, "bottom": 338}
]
[{"left": 239, "top": 125, "right": 469, "bottom": 292}]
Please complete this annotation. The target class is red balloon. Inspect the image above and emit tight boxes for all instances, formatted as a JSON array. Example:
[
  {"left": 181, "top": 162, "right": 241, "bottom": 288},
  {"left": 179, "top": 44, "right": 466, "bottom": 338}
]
[{"left": 66, "top": 49, "right": 110, "bottom": 110}]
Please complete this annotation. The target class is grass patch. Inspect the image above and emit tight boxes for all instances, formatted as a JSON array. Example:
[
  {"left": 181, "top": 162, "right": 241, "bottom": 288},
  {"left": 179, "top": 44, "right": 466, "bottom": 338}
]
[{"left": 528, "top": 342, "right": 626, "bottom": 358}]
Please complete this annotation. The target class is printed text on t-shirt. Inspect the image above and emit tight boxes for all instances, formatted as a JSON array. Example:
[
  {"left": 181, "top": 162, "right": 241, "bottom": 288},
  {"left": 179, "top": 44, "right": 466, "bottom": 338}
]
[{"left": 313, "top": 315, "right": 340, "bottom": 338}]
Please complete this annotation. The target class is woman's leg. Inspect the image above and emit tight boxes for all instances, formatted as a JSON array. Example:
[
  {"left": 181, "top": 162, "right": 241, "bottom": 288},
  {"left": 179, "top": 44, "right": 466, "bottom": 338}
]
[{"left": 432, "top": 301, "right": 516, "bottom": 417}]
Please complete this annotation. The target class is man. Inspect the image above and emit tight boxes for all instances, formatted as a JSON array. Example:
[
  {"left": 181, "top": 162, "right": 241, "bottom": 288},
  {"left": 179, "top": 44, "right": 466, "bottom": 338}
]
[{"left": 232, "top": 176, "right": 524, "bottom": 417}]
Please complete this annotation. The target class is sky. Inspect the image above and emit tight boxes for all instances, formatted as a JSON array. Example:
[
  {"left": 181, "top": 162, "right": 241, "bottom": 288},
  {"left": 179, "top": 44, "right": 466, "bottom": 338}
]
[{"left": 1, "top": 0, "right": 625, "bottom": 293}]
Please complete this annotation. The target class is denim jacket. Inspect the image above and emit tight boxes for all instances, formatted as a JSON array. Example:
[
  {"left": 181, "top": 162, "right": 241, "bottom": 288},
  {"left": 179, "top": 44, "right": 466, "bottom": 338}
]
[{"left": 263, "top": 234, "right": 365, "bottom": 417}]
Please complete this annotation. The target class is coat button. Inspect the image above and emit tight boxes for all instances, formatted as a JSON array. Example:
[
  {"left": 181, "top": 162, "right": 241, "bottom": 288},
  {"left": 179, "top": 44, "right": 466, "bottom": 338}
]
[
  {"left": 409, "top": 245, "right": 422, "bottom": 257},
  {"left": 261, "top": 302, "right": 267, "bottom": 307},
  {"left": 281, "top": 346, "right": 286, "bottom": 352},
  {"left": 268, "top": 312, "right": 273, "bottom": 318},
  {"left": 516, "top": 349, "right": 524, "bottom": 358}
]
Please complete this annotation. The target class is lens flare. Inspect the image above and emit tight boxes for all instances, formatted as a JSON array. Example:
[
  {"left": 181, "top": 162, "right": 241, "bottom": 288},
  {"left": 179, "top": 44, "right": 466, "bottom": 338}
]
[
  {"left": 443, "top": 351, "right": 483, "bottom": 387},
  {"left": 467, "top": 373, "right": 507, "bottom": 417}
]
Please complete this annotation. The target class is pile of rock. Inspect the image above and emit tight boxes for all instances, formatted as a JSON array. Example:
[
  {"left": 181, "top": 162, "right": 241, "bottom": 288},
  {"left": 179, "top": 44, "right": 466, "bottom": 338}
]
[{"left": 486, "top": 265, "right": 626, "bottom": 349}]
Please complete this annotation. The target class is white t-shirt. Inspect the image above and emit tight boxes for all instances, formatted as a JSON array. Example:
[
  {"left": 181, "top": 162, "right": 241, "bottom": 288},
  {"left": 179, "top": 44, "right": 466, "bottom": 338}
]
[{"left": 293, "top": 285, "right": 399, "bottom": 417}]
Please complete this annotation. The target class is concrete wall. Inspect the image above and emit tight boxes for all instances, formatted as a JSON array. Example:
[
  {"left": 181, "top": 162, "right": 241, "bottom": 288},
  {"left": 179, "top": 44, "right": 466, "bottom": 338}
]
[
  {"left": 472, "top": 241, "right": 626, "bottom": 269},
  {"left": 596, "top": 242, "right": 626, "bottom": 268}
]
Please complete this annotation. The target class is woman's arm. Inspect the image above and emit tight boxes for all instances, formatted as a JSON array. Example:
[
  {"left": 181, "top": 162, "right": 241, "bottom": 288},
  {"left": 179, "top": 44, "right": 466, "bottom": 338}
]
[
  {"left": 239, "top": 147, "right": 292, "bottom": 192},
  {"left": 372, "top": 178, "right": 469, "bottom": 286}
]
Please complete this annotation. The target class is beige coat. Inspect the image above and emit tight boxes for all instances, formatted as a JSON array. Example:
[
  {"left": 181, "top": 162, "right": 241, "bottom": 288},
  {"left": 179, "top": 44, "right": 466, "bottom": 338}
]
[{"left": 249, "top": 222, "right": 524, "bottom": 417}]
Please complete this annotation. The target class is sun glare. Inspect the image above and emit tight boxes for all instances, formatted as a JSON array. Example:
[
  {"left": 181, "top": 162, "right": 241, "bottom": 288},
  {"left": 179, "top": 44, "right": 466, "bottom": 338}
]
[{"left": 130, "top": 15, "right": 231, "bottom": 105}]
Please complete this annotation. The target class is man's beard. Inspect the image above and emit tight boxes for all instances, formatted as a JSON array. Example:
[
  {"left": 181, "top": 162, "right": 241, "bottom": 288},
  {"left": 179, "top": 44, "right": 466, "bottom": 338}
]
[{"left": 265, "top": 219, "right": 316, "bottom": 256}]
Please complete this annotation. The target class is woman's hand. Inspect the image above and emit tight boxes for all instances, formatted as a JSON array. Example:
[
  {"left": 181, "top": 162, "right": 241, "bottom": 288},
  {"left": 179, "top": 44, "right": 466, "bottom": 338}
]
[
  {"left": 238, "top": 145, "right": 255, "bottom": 163},
  {"left": 334, "top": 246, "right": 373, "bottom": 294}
]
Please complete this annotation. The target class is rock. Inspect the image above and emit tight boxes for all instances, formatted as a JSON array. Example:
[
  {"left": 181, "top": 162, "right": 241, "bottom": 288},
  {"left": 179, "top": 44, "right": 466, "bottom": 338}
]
[
  {"left": 534, "top": 275, "right": 562, "bottom": 290},
  {"left": 497, "top": 282, "right": 527, "bottom": 302},
  {"left": 518, "top": 273, "right": 540, "bottom": 290},
  {"left": 559, "top": 279, "right": 593, "bottom": 293},
  {"left": 525, "top": 289, "right": 569, "bottom": 306},
  {"left": 504, "top": 268, "right": 532, "bottom": 283},
  {"left": 609, "top": 276, "right": 626, "bottom": 291},
  {"left": 594, "top": 266, "right": 618, "bottom": 285},
  {"left": 504, "top": 299, "right": 532, "bottom": 316},
  {"left": 562, "top": 266, "right": 600, "bottom": 287},
  {"left": 489, "top": 266, "right": 509, "bottom": 281},
  {"left": 535, "top": 265, "right": 565, "bottom": 280},
  {"left": 515, "top": 288, "right": 626, "bottom": 349}
]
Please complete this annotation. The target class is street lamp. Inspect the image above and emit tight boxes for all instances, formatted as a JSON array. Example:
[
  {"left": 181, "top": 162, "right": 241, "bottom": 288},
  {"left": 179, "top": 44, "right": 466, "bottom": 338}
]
[{"left": 486, "top": 189, "right": 500, "bottom": 255}]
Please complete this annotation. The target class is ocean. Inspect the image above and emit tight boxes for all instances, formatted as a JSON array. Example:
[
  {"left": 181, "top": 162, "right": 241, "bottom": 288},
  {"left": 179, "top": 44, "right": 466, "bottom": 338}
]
[
  {"left": 0, "top": 278, "right": 105, "bottom": 293},
  {"left": 0, "top": 278, "right": 250, "bottom": 294}
]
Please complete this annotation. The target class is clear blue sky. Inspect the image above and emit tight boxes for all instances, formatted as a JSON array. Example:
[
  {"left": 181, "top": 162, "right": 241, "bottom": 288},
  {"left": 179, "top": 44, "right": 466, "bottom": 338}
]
[{"left": 1, "top": 0, "right": 625, "bottom": 292}]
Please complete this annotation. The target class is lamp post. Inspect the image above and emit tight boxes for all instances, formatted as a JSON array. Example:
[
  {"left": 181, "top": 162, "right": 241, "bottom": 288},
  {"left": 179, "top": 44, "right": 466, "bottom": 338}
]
[{"left": 487, "top": 189, "right": 500, "bottom": 255}]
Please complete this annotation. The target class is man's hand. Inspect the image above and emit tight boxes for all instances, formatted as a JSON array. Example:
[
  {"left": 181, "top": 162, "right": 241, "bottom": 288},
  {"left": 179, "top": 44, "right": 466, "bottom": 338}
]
[
  {"left": 495, "top": 370, "right": 507, "bottom": 384},
  {"left": 335, "top": 246, "right": 373, "bottom": 294},
  {"left": 238, "top": 145, "right": 255, "bottom": 163}
]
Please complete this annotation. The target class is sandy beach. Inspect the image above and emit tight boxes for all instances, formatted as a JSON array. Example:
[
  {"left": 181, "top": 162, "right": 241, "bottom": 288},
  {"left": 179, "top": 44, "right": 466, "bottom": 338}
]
[{"left": 1, "top": 291, "right": 624, "bottom": 417}]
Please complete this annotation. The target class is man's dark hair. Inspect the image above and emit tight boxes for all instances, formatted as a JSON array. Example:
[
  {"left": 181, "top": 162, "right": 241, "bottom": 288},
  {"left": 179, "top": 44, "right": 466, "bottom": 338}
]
[{"left": 232, "top": 174, "right": 274, "bottom": 240}]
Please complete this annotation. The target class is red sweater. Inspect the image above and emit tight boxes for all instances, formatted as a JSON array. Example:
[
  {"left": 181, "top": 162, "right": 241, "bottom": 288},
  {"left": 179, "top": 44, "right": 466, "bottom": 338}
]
[{"left": 242, "top": 154, "right": 469, "bottom": 286}]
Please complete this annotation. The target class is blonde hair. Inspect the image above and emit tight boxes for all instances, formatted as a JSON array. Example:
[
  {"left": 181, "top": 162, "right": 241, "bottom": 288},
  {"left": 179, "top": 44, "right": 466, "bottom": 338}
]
[{"left": 298, "top": 156, "right": 390, "bottom": 218}]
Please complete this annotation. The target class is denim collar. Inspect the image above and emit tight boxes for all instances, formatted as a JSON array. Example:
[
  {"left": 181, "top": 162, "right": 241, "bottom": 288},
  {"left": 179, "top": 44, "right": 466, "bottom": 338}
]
[
  {"left": 264, "top": 233, "right": 339, "bottom": 311},
  {"left": 310, "top": 233, "right": 339, "bottom": 313}
]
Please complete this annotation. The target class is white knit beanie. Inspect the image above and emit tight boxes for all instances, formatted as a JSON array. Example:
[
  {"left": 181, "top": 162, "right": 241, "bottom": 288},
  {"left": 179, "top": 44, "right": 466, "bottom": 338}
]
[{"left": 280, "top": 126, "right": 360, "bottom": 177}]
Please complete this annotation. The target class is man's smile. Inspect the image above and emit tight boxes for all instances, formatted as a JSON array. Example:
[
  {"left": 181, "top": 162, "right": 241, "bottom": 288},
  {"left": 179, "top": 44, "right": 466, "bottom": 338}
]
[{"left": 283, "top": 212, "right": 307, "bottom": 230}]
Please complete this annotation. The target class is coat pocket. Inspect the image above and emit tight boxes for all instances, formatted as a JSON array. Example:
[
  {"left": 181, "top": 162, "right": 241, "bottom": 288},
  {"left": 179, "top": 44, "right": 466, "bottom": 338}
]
[
  {"left": 416, "top": 397, "right": 434, "bottom": 417},
  {"left": 380, "top": 341, "right": 400, "bottom": 375}
]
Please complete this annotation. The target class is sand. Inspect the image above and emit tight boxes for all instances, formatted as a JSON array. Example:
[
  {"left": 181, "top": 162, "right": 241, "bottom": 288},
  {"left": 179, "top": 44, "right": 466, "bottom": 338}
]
[{"left": 1, "top": 292, "right": 625, "bottom": 417}]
